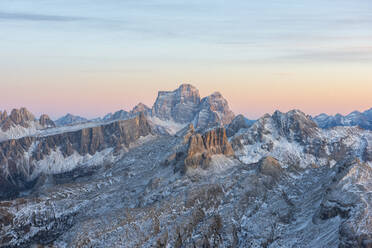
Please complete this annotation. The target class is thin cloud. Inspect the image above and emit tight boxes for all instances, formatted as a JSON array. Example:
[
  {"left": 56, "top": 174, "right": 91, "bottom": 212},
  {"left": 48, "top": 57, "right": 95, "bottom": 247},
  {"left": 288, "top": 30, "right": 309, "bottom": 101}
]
[
  {"left": 281, "top": 47, "right": 372, "bottom": 63},
  {"left": 0, "top": 11, "right": 88, "bottom": 22}
]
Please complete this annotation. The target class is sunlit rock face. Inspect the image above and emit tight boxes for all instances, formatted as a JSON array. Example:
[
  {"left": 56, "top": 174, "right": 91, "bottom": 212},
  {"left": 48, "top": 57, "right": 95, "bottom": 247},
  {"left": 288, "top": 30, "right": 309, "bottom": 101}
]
[
  {"left": 151, "top": 84, "right": 235, "bottom": 130},
  {"left": 193, "top": 92, "right": 235, "bottom": 129},
  {"left": 152, "top": 84, "right": 201, "bottom": 124},
  {"left": 184, "top": 127, "right": 234, "bottom": 170}
]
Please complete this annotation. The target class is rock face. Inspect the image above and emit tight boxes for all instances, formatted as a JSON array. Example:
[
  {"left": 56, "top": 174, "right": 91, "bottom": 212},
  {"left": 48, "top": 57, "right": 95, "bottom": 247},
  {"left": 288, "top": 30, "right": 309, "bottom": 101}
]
[
  {"left": 313, "top": 108, "right": 372, "bottom": 130},
  {"left": 232, "top": 109, "right": 372, "bottom": 168},
  {"left": 0, "top": 108, "right": 56, "bottom": 141},
  {"left": 194, "top": 92, "right": 235, "bottom": 129},
  {"left": 152, "top": 84, "right": 201, "bottom": 124},
  {"left": 0, "top": 113, "right": 152, "bottom": 199},
  {"left": 0, "top": 108, "right": 35, "bottom": 132},
  {"left": 0, "top": 110, "right": 8, "bottom": 122},
  {"left": 257, "top": 156, "right": 283, "bottom": 180},
  {"left": 271, "top": 110, "right": 319, "bottom": 144},
  {"left": 151, "top": 84, "right": 235, "bottom": 129},
  {"left": 131, "top": 103, "right": 151, "bottom": 115},
  {"left": 226, "top": 114, "right": 254, "bottom": 137},
  {"left": 39, "top": 114, "right": 56, "bottom": 128},
  {"left": 184, "top": 127, "right": 234, "bottom": 170},
  {"left": 55, "top": 113, "right": 88, "bottom": 126},
  {"left": 102, "top": 104, "right": 151, "bottom": 123}
]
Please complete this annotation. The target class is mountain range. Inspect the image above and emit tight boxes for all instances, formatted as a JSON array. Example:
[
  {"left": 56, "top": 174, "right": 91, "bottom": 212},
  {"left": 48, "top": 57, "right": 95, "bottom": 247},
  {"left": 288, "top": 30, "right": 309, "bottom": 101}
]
[
  {"left": 0, "top": 84, "right": 371, "bottom": 247},
  {"left": 313, "top": 109, "right": 372, "bottom": 130}
]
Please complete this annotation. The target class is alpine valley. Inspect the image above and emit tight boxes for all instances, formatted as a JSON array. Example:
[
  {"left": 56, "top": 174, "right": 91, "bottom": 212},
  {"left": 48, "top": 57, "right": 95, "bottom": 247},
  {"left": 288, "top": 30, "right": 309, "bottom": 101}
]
[{"left": 0, "top": 84, "right": 371, "bottom": 248}]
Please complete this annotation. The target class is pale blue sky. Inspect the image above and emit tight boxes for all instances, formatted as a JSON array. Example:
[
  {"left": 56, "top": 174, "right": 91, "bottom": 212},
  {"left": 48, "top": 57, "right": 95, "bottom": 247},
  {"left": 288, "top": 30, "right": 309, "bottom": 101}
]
[{"left": 1, "top": 0, "right": 372, "bottom": 118}]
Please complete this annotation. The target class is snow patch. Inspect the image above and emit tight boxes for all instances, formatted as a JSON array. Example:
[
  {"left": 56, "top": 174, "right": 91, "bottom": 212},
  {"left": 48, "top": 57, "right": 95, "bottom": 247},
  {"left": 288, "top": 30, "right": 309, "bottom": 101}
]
[{"left": 148, "top": 116, "right": 187, "bottom": 135}]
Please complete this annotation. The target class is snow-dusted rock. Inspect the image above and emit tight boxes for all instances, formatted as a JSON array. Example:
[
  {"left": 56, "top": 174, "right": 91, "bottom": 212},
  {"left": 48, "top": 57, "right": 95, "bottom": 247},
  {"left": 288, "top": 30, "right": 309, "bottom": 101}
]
[
  {"left": 313, "top": 108, "right": 372, "bottom": 130},
  {"left": 0, "top": 113, "right": 152, "bottom": 199},
  {"left": 55, "top": 113, "right": 88, "bottom": 127},
  {"left": 151, "top": 84, "right": 235, "bottom": 131}
]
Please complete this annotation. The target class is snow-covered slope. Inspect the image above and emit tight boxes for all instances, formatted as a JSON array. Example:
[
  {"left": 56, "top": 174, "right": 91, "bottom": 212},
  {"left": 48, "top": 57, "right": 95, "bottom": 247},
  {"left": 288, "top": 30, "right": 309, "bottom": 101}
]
[
  {"left": 1, "top": 123, "right": 371, "bottom": 247},
  {"left": 232, "top": 110, "right": 372, "bottom": 168}
]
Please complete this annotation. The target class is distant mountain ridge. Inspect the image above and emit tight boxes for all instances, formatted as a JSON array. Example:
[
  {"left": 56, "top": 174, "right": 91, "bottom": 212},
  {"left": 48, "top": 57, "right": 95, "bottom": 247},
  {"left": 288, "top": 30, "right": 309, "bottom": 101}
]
[
  {"left": 55, "top": 113, "right": 88, "bottom": 126},
  {"left": 54, "top": 84, "right": 236, "bottom": 131},
  {"left": 313, "top": 108, "right": 372, "bottom": 130}
]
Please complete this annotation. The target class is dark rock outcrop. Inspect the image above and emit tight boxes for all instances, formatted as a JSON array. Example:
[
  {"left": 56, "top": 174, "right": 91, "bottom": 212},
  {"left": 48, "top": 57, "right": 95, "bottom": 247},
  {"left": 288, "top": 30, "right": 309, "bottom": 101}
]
[
  {"left": 257, "top": 156, "right": 283, "bottom": 180},
  {"left": 0, "top": 110, "right": 8, "bottom": 122},
  {"left": 0, "top": 113, "right": 152, "bottom": 199},
  {"left": 39, "top": 114, "right": 56, "bottom": 128},
  {"left": 226, "top": 114, "right": 254, "bottom": 137}
]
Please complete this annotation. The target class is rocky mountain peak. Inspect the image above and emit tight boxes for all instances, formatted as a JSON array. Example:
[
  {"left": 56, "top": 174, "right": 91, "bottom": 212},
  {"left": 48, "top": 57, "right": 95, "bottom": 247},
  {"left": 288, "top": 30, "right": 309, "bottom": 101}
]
[
  {"left": 131, "top": 103, "right": 151, "bottom": 115},
  {"left": 55, "top": 113, "right": 88, "bottom": 126},
  {"left": 271, "top": 110, "right": 319, "bottom": 143},
  {"left": 313, "top": 108, "right": 372, "bottom": 130},
  {"left": 151, "top": 84, "right": 235, "bottom": 129},
  {"left": 364, "top": 108, "right": 372, "bottom": 118},
  {"left": 39, "top": 114, "right": 56, "bottom": 128},
  {"left": 194, "top": 92, "right": 235, "bottom": 129},
  {"left": 152, "top": 84, "right": 201, "bottom": 123},
  {"left": 0, "top": 110, "right": 8, "bottom": 122},
  {"left": 175, "top": 84, "right": 200, "bottom": 101},
  {"left": 0, "top": 108, "right": 36, "bottom": 131},
  {"left": 10, "top": 107, "right": 35, "bottom": 124},
  {"left": 226, "top": 114, "right": 253, "bottom": 137}
]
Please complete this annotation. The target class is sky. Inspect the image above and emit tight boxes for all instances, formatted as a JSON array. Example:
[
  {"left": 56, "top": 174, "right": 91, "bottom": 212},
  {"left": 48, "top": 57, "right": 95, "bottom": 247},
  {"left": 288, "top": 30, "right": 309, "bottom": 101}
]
[{"left": 1, "top": 0, "right": 372, "bottom": 119}]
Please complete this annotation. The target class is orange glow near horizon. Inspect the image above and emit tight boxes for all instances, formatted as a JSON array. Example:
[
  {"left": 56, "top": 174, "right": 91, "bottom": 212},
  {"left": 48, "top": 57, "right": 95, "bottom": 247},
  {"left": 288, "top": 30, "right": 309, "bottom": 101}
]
[{"left": 1, "top": 63, "right": 372, "bottom": 119}]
